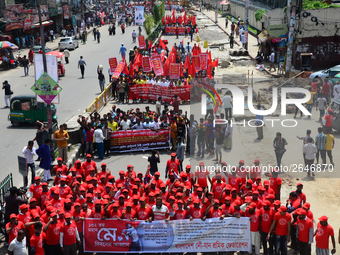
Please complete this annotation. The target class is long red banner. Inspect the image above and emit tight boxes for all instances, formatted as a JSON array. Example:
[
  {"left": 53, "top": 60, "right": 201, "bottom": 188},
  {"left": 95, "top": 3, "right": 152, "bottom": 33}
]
[
  {"left": 142, "top": 56, "right": 152, "bottom": 72},
  {"left": 112, "top": 62, "right": 125, "bottom": 79},
  {"left": 110, "top": 129, "right": 170, "bottom": 152},
  {"left": 129, "top": 84, "right": 190, "bottom": 102},
  {"left": 150, "top": 58, "right": 164, "bottom": 76},
  {"left": 165, "top": 27, "right": 189, "bottom": 35}
]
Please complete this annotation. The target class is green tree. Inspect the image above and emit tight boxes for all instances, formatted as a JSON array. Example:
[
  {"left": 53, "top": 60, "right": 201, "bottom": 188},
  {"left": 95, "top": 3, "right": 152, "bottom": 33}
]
[
  {"left": 144, "top": 13, "right": 155, "bottom": 35},
  {"left": 255, "top": 9, "right": 266, "bottom": 22}
]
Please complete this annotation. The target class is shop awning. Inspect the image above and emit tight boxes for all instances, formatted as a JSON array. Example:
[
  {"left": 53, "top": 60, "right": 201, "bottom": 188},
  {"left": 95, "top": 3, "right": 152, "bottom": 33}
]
[
  {"left": 219, "top": 0, "right": 230, "bottom": 4},
  {"left": 32, "top": 20, "right": 53, "bottom": 28}
]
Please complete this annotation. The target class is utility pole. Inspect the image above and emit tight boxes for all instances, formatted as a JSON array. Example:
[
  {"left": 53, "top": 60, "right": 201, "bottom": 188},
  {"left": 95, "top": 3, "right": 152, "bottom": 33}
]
[
  {"left": 215, "top": 0, "right": 217, "bottom": 23},
  {"left": 37, "top": 0, "right": 55, "bottom": 161},
  {"left": 244, "top": 0, "right": 249, "bottom": 50},
  {"left": 285, "top": 0, "right": 296, "bottom": 73}
]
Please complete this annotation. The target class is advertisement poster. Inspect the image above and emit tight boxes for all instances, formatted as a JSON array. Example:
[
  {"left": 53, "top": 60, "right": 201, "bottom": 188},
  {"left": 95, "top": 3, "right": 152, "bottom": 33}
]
[
  {"left": 108, "top": 57, "right": 118, "bottom": 73},
  {"left": 110, "top": 130, "right": 170, "bottom": 152},
  {"left": 142, "top": 56, "right": 152, "bottom": 72},
  {"left": 135, "top": 6, "right": 145, "bottom": 26},
  {"left": 170, "top": 63, "right": 180, "bottom": 79},
  {"left": 138, "top": 36, "right": 146, "bottom": 49},
  {"left": 83, "top": 218, "right": 251, "bottom": 253}
]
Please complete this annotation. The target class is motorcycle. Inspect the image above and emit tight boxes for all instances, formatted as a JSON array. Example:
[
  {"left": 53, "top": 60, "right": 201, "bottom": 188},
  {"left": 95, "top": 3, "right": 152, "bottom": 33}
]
[{"left": 16, "top": 52, "right": 24, "bottom": 67}]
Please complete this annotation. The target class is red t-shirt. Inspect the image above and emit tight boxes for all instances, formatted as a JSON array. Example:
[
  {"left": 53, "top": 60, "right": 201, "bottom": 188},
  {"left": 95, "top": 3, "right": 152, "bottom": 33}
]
[
  {"left": 55, "top": 164, "right": 68, "bottom": 175},
  {"left": 51, "top": 198, "right": 65, "bottom": 210},
  {"left": 136, "top": 206, "right": 152, "bottom": 220},
  {"left": 82, "top": 161, "right": 97, "bottom": 176},
  {"left": 30, "top": 232, "right": 46, "bottom": 255},
  {"left": 316, "top": 222, "right": 334, "bottom": 249},
  {"left": 6, "top": 221, "right": 25, "bottom": 244},
  {"left": 212, "top": 182, "right": 226, "bottom": 198},
  {"left": 29, "top": 184, "right": 43, "bottom": 200},
  {"left": 57, "top": 185, "right": 72, "bottom": 199},
  {"left": 122, "top": 209, "right": 137, "bottom": 220},
  {"left": 60, "top": 221, "right": 78, "bottom": 246},
  {"left": 297, "top": 217, "right": 314, "bottom": 242},
  {"left": 273, "top": 212, "right": 292, "bottom": 236},
  {"left": 208, "top": 208, "right": 222, "bottom": 218},
  {"left": 45, "top": 222, "right": 61, "bottom": 245},
  {"left": 110, "top": 210, "right": 122, "bottom": 219},
  {"left": 70, "top": 166, "right": 84, "bottom": 176},
  {"left": 91, "top": 209, "right": 105, "bottom": 219},
  {"left": 17, "top": 212, "right": 31, "bottom": 224},
  {"left": 195, "top": 169, "right": 209, "bottom": 188},
  {"left": 259, "top": 208, "right": 275, "bottom": 233},
  {"left": 290, "top": 198, "right": 301, "bottom": 209},
  {"left": 325, "top": 115, "right": 333, "bottom": 128},
  {"left": 174, "top": 208, "right": 189, "bottom": 220},
  {"left": 221, "top": 204, "right": 231, "bottom": 216},
  {"left": 167, "top": 159, "right": 180, "bottom": 174},
  {"left": 297, "top": 192, "right": 306, "bottom": 203},
  {"left": 211, "top": 175, "right": 226, "bottom": 184},
  {"left": 73, "top": 211, "right": 87, "bottom": 233},
  {"left": 40, "top": 191, "right": 50, "bottom": 209},
  {"left": 270, "top": 177, "right": 282, "bottom": 195},
  {"left": 245, "top": 209, "right": 260, "bottom": 232},
  {"left": 228, "top": 175, "right": 241, "bottom": 192},
  {"left": 322, "top": 83, "right": 330, "bottom": 95},
  {"left": 189, "top": 206, "right": 204, "bottom": 219}
]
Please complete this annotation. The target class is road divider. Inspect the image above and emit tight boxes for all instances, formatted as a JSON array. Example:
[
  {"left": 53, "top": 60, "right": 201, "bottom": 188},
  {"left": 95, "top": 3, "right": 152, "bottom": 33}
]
[{"left": 86, "top": 82, "right": 112, "bottom": 112}]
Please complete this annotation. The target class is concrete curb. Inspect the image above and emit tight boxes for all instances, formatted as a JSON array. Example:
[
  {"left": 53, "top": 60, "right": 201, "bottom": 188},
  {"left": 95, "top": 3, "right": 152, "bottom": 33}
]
[{"left": 67, "top": 143, "right": 82, "bottom": 166}]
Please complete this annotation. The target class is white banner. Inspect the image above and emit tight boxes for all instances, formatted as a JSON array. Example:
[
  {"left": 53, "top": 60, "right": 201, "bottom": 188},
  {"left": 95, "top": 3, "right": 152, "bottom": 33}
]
[{"left": 34, "top": 54, "right": 58, "bottom": 83}]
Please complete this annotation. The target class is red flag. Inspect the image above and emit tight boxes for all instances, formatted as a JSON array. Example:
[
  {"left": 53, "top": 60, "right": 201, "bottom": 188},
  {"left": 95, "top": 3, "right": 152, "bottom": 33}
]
[
  {"left": 172, "top": 15, "right": 176, "bottom": 24},
  {"left": 188, "top": 59, "right": 196, "bottom": 76},
  {"left": 134, "top": 52, "right": 141, "bottom": 67},
  {"left": 159, "top": 38, "right": 166, "bottom": 49},
  {"left": 163, "top": 57, "right": 170, "bottom": 76},
  {"left": 211, "top": 57, "right": 219, "bottom": 67},
  {"left": 123, "top": 61, "right": 129, "bottom": 75},
  {"left": 184, "top": 55, "right": 189, "bottom": 70},
  {"left": 208, "top": 51, "right": 212, "bottom": 62},
  {"left": 180, "top": 63, "right": 183, "bottom": 77},
  {"left": 148, "top": 39, "right": 152, "bottom": 49},
  {"left": 129, "top": 62, "right": 135, "bottom": 76}
]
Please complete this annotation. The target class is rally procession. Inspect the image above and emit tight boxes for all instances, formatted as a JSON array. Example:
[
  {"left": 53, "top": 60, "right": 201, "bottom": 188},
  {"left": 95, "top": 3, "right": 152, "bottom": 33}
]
[{"left": 1, "top": 0, "right": 340, "bottom": 254}]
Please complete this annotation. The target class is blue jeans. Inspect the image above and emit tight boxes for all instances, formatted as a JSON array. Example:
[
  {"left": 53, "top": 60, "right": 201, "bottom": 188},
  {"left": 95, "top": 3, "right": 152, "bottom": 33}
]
[
  {"left": 24, "top": 66, "right": 29, "bottom": 75},
  {"left": 99, "top": 80, "right": 105, "bottom": 92},
  {"left": 275, "top": 152, "right": 284, "bottom": 167},
  {"left": 24, "top": 163, "right": 36, "bottom": 187},
  {"left": 275, "top": 235, "right": 287, "bottom": 255},
  {"left": 86, "top": 142, "right": 92, "bottom": 153},
  {"left": 306, "top": 103, "right": 313, "bottom": 114},
  {"left": 325, "top": 94, "right": 330, "bottom": 104},
  {"left": 261, "top": 232, "right": 274, "bottom": 255},
  {"left": 197, "top": 140, "right": 205, "bottom": 156},
  {"left": 96, "top": 142, "right": 104, "bottom": 159}
]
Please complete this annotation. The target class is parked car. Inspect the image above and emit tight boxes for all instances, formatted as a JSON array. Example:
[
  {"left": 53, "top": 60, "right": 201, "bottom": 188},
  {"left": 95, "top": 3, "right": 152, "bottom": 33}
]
[
  {"left": 58, "top": 37, "right": 79, "bottom": 51},
  {"left": 32, "top": 46, "right": 52, "bottom": 54},
  {"left": 309, "top": 64, "right": 340, "bottom": 83}
]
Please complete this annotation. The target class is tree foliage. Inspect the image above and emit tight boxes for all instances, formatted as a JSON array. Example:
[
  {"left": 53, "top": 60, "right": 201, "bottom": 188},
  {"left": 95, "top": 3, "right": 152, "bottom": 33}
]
[
  {"left": 303, "top": 0, "right": 340, "bottom": 9},
  {"left": 255, "top": 9, "right": 266, "bottom": 22},
  {"left": 144, "top": 13, "right": 155, "bottom": 35}
]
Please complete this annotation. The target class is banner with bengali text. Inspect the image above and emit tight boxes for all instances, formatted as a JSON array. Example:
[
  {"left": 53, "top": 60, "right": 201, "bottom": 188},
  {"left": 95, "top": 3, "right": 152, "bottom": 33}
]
[
  {"left": 192, "top": 55, "right": 201, "bottom": 71},
  {"left": 199, "top": 53, "right": 208, "bottom": 70},
  {"left": 110, "top": 129, "right": 170, "bottom": 152},
  {"left": 129, "top": 84, "right": 190, "bottom": 102},
  {"left": 112, "top": 62, "right": 125, "bottom": 79},
  {"left": 109, "top": 57, "right": 118, "bottom": 73},
  {"left": 170, "top": 63, "right": 180, "bottom": 79},
  {"left": 165, "top": 27, "right": 189, "bottom": 35},
  {"left": 142, "top": 56, "right": 152, "bottom": 72},
  {"left": 150, "top": 58, "right": 164, "bottom": 76},
  {"left": 83, "top": 218, "right": 251, "bottom": 253},
  {"left": 138, "top": 36, "right": 146, "bottom": 49}
]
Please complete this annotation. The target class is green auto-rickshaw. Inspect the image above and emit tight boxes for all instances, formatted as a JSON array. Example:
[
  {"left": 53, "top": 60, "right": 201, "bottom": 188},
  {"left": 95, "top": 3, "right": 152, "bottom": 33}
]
[{"left": 8, "top": 95, "right": 57, "bottom": 127}]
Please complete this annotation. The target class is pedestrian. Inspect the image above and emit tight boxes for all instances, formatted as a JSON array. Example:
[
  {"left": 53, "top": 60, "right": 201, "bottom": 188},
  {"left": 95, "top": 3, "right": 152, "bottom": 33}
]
[
  {"left": 306, "top": 88, "right": 316, "bottom": 118},
  {"left": 22, "top": 55, "right": 29, "bottom": 76},
  {"left": 119, "top": 43, "right": 127, "bottom": 60},
  {"left": 103, "top": 121, "right": 112, "bottom": 156},
  {"left": 322, "top": 78, "right": 331, "bottom": 104},
  {"left": 60, "top": 213, "right": 81, "bottom": 255},
  {"left": 112, "top": 24, "right": 116, "bottom": 35},
  {"left": 303, "top": 138, "right": 317, "bottom": 177},
  {"left": 255, "top": 104, "right": 264, "bottom": 139},
  {"left": 117, "top": 80, "right": 125, "bottom": 104},
  {"left": 297, "top": 129, "right": 314, "bottom": 164},
  {"left": 97, "top": 30, "right": 101, "bottom": 43},
  {"left": 2, "top": 80, "right": 12, "bottom": 108},
  {"left": 315, "top": 127, "right": 327, "bottom": 165},
  {"left": 170, "top": 118, "right": 177, "bottom": 151},
  {"left": 196, "top": 122, "right": 206, "bottom": 158},
  {"left": 213, "top": 125, "right": 224, "bottom": 163},
  {"left": 8, "top": 229, "right": 27, "bottom": 255},
  {"left": 222, "top": 91, "right": 233, "bottom": 120},
  {"left": 132, "top": 30, "right": 136, "bottom": 43},
  {"left": 36, "top": 138, "right": 51, "bottom": 182},
  {"left": 97, "top": 67, "right": 106, "bottom": 92},
  {"left": 78, "top": 56, "right": 86, "bottom": 78},
  {"left": 138, "top": 25, "right": 142, "bottom": 36},
  {"left": 62, "top": 49, "right": 69, "bottom": 65},
  {"left": 296, "top": 209, "right": 314, "bottom": 255},
  {"left": 22, "top": 141, "right": 36, "bottom": 187},
  {"left": 224, "top": 119, "right": 233, "bottom": 150},
  {"left": 260, "top": 201, "right": 275, "bottom": 255},
  {"left": 148, "top": 150, "right": 160, "bottom": 175},
  {"left": 225, "top": 17, "right": 228, "bottom": 28},
  {"left": 273, "top": 132, "right": 287, "bottom": 168},
  {"left": 316, "top": 94, "right": 327, "bottom": 122},
  {"left": 189, "top": 26, "right": 194, "bottom": 42},
  {"left": 93, "top": 27, "right": 97, "bottom": 40},
  {"left": 82, "top": 31, "right": 86, "bottom": 44},
  {"left": 269, "top": 50, "right": 276, "bottom": 72},
  {"left": 176, "top": 25, "right": 179, "bottom": 39},
  {"left": 229, "top": 34, "right": 234, "bottom": 49},
  {"left": 176, "top": 136, "right": 185, "bottom": 173},
  {"left": 53, "top": 124, "right": 69, "bottom": 164},
  {"left": 325, "top": 130, "right": 335, "bottom": 166},
  {"left": 323, "top": 109, "right": 334, "bottom": 133},
  {"left": 333, "top": 81, "right": 340, "bottom": 101},
  {"left": 50, "top": 29, "right": 54, "bottom": 42},
  {"left": 315, "top": 216, "right": 335, "bottom": 255},
  {"left": 121, "top": 23, "right": 125, "bottom": 34},
  {"left": 43, "top": 213, "right": 62, "bottom": 255},
  {"left": 108, "top": 67, "right": 113, "bottom": 83},
  {"left": 205, "top": 96, "right": 214, "bottom": 120},
  {"left": 93, "top": 125, "right": 105, "bottom": 159}
]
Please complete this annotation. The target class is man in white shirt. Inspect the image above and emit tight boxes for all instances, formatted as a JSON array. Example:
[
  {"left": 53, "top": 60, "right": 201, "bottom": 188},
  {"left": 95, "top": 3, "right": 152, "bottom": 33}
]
[
  {"left": 119, "top": 115, "right": 131, "bottom": 130},
  {"left": 222, "top": 92, "right": 233, "bottom": 120},
  {"left": 302, "top": 137, "right": 317, "bottom": 177},
  {"left": 49, "top": 29, "right": 54, "bottom": 42},
  {"left": 8, "top": 229, "right": 27, "bottom": 255},
  {"left": 152, "top": 197, "right": 170, "bottom": 221},
  {"left": 161, "top": 78, "right": 169, "bottom": 87},
  {"left": 333, "top": 81, "right": 340, "bottom": 101},
  {"left": 151, "top": 117, "right": 160, "bottom": 131},
  {"left": 22, "top": 141, "right": 36, "bottom": 187},
  {"left": 93, "top": 125, "right": 105, "bottom": 159},
  {"left": 132, "top": 118, "right": 144, "bottom": 130},
  {"left": 108, "top": 67, "right": 113, "bottom": 83},
  {"left": 269, "top": 50, "right": 276, "bottom": 72},
  {"left": 143, "top": 117, "right": 152, "bottom": 129}
]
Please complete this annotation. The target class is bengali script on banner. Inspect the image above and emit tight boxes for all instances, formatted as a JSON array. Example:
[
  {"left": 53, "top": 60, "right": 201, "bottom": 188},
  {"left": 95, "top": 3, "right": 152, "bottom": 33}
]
[
  {"left": 129, "top": 84, "right": 191, "bottom": 102},
  {"left": 109, "top": 57, "right": 118, "bottom": 73},
  {"left": 165, "top": 27, "right": 187, "bottom": 35},
  {"left": 138, "top": 36, "right": 146, "bottom": 49},
  {"left": 199, "top": 53, "right": 208, "bottom": 70},
  {"left": 110, "top": 129, "right": 170, "bottom": 152},
  {"left": 151, "top": 58, "right": 164, "bottom": 76},
  {"left": 170, "top": 63, "right": 180, "bottom": 79},
  {"left": 192, "top": 55, "right": 201, "bottom": 71},
  {"left": 142, "top": 56, "right": 152, "bottom": 72},
  {"left": 83, "top": 218, "right": 251, "bottom": 253},
  {"left": 112, "top": 62, "right": 125, "bottom": 79}
]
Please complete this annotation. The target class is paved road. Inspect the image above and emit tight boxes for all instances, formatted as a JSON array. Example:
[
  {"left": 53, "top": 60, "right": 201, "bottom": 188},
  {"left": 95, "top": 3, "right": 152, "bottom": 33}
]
[{"left": 0, "top": 23, "right": 142, "bottom": 187}]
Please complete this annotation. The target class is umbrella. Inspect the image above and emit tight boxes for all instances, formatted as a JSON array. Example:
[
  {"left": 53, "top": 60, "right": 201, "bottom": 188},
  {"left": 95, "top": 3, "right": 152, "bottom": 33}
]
[
  {"left": 335, "top": 73, "right": 340, "bottom": 78},
  {"left": 46, "top": 51, "right": 65, "bottom": 58},
  {"left": 0, "top": 41, "right": 19, "bottom": 50}
]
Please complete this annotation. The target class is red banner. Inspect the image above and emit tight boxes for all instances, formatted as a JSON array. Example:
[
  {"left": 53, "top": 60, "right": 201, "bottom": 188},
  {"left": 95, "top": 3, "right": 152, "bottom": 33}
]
[
  {"left": 112, "top": 62, "right": 125, "bottom": 79},
  {"left": 63, "top": 5, "right": 71, "bottom": 19},
  {"left": 129, "top": 84, "right": 190, "bottom": 102},
  {"left": 192, "top": 55, "right": 201, "bottom": 71},
  {"left": 4, "top": 5, "right": 24, "bottom": 21},
  {"left": 199, "top": 53, "right": 208, "bottom": 70},
  {"left": 108, "top": 57, "right": 118, "bottom": 73},
  {"left": 165, "top": 27, "right": 189, "bottom": 35},
  {"left": 6, "top": 21, "right": 23, "bottom": 31},
  {"left": 138, "top": 36, "right": 146, "bottom": 49},
  {"left": 150, "top": 58, "right": 164, "bottom": 76},
  {"left": 142, "top": 56, "right": 152, "bottom": 72},
  {"left": 170, "top": 63, "right": 180, "bottom": 79},
  {"left": 110, "top": 129, "right": 170, "bottom": 152}
]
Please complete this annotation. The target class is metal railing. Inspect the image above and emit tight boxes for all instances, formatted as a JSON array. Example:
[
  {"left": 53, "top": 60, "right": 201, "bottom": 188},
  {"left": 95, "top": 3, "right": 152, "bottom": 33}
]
[
  {"left": 86, "top": 82, "right": 113, "bottom": 112},
  {"left": 0, "top": 174, "right": 13, "bottom": 203}
]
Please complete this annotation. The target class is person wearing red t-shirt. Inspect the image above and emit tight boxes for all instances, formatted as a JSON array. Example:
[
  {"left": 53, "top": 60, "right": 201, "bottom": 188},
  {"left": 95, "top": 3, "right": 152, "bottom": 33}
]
[
  {"left": 221, "top": 196, "right": 231, "bottom": 216},
  {"left": 82, "top": 154, "right": 97, "bottom": 176},
  {"left": 263, "top": 180, "right": 275, "bottom": 197},
  {"left": 295, "top": 183, "right": 307, "bottom": 204},
  {"left": 108, "top": 203, "right": 122, "bottom": 219},
  {"left": 194, "top": 162, "right": 211, "bottom": 190},
  {"left": 211, "top": 174, "right": 226, "bottom": 198},
  {"left": 301, "top": 202, "right": 313, "bottom": 220},
  {"left": 165, "top": 173, "right": 176, "bottom": 189},
  {"left": 240, "top": 179, "right": 255, "bottom": 198},
  {"left": 116, "top": 170, "right": 126, "bottom": 187},
  {"left": 251, "top": 191, "right": 263, "bottom": 209},
  {"left": 270, "top": 171, "right": 282, "bottom": 200},
  {"left": 185, "top": 165, "right": 195, "bottom": 187},
  {"left": 322, "top": 78, "right": 331, "bottom": 104},
  {"left": 205, "top": 200, "right": 224, "bottom": 219},
  {"left": 52, "top": 157, "right": 69, "bottom": 176},
  {"left": 28, "top": 198, "right": 42, "bottom": 215},
  {"left": 228, "top": 170, "right": 241, "bottom": 193},
  {"left": 267, "top": 206, "right": 292, "bottom": 255},
  {"left": 174, "top": 200, "right": 189, "bottom": 220},
  {"left": 43, "top": 212, "right": 62, "bottom": 255},
  {"left": 30, "top": 222, "right": 46, "bottom": 255},
  {"left": 250, "top": 159, "right": 261, "bottom": 181},
  {"left": 91, "top": 200, "right": 105, "bottom": 219},
  {"left": 236, "top": 160, "right": 249, "bottom": 184},
  {"left": 6, "top": 214, "right": 25, "bottom": 244},
  {"left": 72, "top": 203, "right": 87, "bottom": 254},
  {"left": 57, "top": 178, "right": 72, "bottom": 199},
  {"left": 17, "top": 204, "right": 31, "bottom": 224},
  {"left": 259, "top": 200, "right": 275, "bottom": 255},
  {"left": 136, "top": 198, "right": 152, "bottom": 221},
  {"left": 122, "top": 203, "right": 137, "bottom": 220},
  {"left": 189, "top": 199, "right": 204, "bottom": 220},
  {"left": 314, "top": 215, "right": 335, "bottom": 255},
  {"left": 125, "top": 164, "right": 137, "bottom": 178},
  {"left": 296, "top": 209, "right": 314, "bottom": 255},
  {"left": 287, "top": 192, "right": 301, "bottom": 212},
  {"left": 40, "top": 182, "right": 49, "bottom": 210},
  {"left": 165, "top": 153, "right": 181, "bottom": 177},
  {"left": 28, "top": 176, "right": 43, "bottom": 202},
  {"left": 60, "top": 213, "right": 81, "bottom": 255},
  {"left": 245, "top": 203, "right": 261, "bottom": 255},
  {"left": 70, "top": 160, "right": 85, "bottom": 180},
  {"left": 50, "top": 190, "right": 65, "bottom": 210}
]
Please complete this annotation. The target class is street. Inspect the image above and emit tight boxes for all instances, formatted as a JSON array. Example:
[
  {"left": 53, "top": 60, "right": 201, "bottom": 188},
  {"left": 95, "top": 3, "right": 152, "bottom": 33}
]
[{"left": 0, "top": 23, "right": 140, "bottom": 187}]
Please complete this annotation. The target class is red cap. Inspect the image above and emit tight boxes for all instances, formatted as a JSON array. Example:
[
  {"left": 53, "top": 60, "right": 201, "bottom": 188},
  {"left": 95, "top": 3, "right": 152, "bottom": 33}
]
[
  {"left": 32, "top": 213, "right": 40, "bottom": 219},
  {"left": 279, "top": 205, "right": 287, "bottom": 212},
  {"left": 262, "top": 200, "right": 271, "bottom": 206},
  {"left": 231, "top": 188, "right": 237, "bottom": 192},
  {"left": 86, "top": 193, "right": 93, "bottom": 198},
  {"left": 246, "top": 179, "right": 253, "bottom": 184},
  {"left": 298, "top": 209, "right": 307, "bottom": 216},
  {"left": 60, "top": 177, "right": 66, "bottom": 182},
  {"left": 253, "top": 159, "right": 260, "bottom": 163},
  {"left": 34, "top": 176, "right": 41, "bottom": 181},
  {"left": 101, "top": 163, "right": 107, "bottom": 166},
  {"left": 57, "top": 157, "right": 63, "bottom": 161},
  {"left": 297, "top": 182, "right": 303, "bottom": 186},
  {"left": 20, "top": 204, "right": 28, "bottom": 210},
  {"left": 169, "top": 196, "right": 176, "bottom": 200},
  {"left": 245, "top": 196, "right": 252, "bottom": 202},
  {"left": 177, "top": 200, "right": 184, "bottom": 204},
  {"left": 75, "top": 160, "right": 81, "bottom": 164},
  {"left": 10, "top": 214, "right": 17, "bottom": 219},
  {"left": 41, "top": 182, "right": 48, "bottom": 186},
  {"left": 263, "top": 180, "right": 270, "bottom": 185},
  {"left": 70, "top": 168, "right": 77, "bottom": 172},
  {"left": 86, "top": 154, "right": 92, "bottom": 158},
  {"left": 303, "top": 202, "right": 310, "bottom": 209},
  {"left": 328, "top": 109, "right": 333, "bottom": 112},
  {"left": 88, "top": 184, "right": 94, "bottom": 189},
  {"left": 50, "top": 213, "right": 57, "bottom": 217},
  {"left": 160, "top": 183, "right": 166, "bottom": 188},
  {"left": 65, "top": 213, "right": 72, "bottom": 219},
  {"left": 154, "top": 172, "right": 160, "bottom": 176},
  {"left": 197, "top": 187, "right": 203, "bottom": 192},
  {"left": 224, "top": 196, "right": 231, "bottom": 201},
  {"left": 193, "top": 199, "right": 200, "bottom": 204},
  {"left": 74, "top": 203, "right": 81, "bottom": 207},
  {"left": 248, "top": 202, "right": 256, "bottom": 209},
  {"left": 257, "top": 186, "right": 265, "bottom": 191},
  {"left": 186, "top": 164, "right": 191, "bottom": 169},
  {"left": 252, "top": 191, "right": 259, "bottom": 195},
  {"left": 132, "top": 185, "right": 138, "bottom": 190},
  {"left": 214, "top": 199, "right": 220, "bottom": 203},
  {"left": 239, "top": 160, "right": 244, "bottom": 164},
  {"left": 119, "top": 170, "right": 125, "bottom": 175},
  {"left": 126, "top": 203, "right": 132, "bottom": 207},
  {"left": 132, "top": 195, "right": 139, "bottom": 200},
  {"left": 267, "top": 194, "right": 275, "bottom": 199},
  {"left": 171, "top": 153, "right": 176, "bottom": 156},
  {"left": 30, "top": 198, "right": 37, "bottom": 202},
  {"left": 127, "top": 164, "right": 133, "bottom": 168},
  {"left": 122, "top": 189, "right": 129, "bottom": 193},
  {"left": 119, "top": 194, "right": 125, "bottom": 199},
  {"left": 149, "top": 192, "right": 155, "bottom": 197},
  {"left": 180, "top": 172, "right": 187, "bottom": 177},
  {"left": 95, "top": 200, "right": 102, "bottom": 205},
  {"left": 199, "top": 162, "right": 204, "bottom": 166},
  {"left": 274, "top": 200, "right": 281, "bottom": 206},
  {"left": 139, "top": 197, "right": 146, "bottom": 202},
  {"left": 318, "top": 215, "right": 328, "bottom": 222},
  {"left": 65, "top": 199, "right": 72, "bottom": 204}
]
